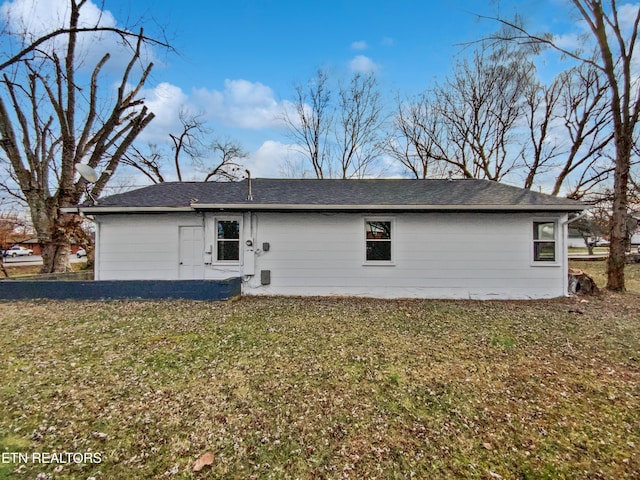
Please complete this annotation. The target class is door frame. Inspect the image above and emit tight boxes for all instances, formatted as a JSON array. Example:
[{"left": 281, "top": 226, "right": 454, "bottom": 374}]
[{"left": 179, "top": 225, "right": 205, "bottom": 279}]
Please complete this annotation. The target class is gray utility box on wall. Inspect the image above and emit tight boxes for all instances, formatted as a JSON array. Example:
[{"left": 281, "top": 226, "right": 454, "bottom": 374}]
[{"left": 260, "top": 270, "right": 271, "bottom": 285}]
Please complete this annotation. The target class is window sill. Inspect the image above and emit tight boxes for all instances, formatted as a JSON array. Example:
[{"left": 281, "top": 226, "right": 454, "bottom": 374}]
[
  {"left": 531, "top": 261, "right": 561, "bottom": 267},
  {"left": 363, "top": 261, "right": 396, "bottom": 267}
]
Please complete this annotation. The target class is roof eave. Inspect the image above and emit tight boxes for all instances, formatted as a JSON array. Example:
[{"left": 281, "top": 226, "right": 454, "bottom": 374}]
[
  {"left": 60, "top": 206, "right": 195, "bottom": 214},
  {"left": 192, "top": 203, "right": 585, "bottom": 212},
  {"left": 63, "top": 203, "right": 585, "bottom": 214}
]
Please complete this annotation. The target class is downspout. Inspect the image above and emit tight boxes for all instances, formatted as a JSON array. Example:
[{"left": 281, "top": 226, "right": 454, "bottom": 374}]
[
  {"left": 564, "top": 209, "right": 589, "bottom": 225},
  {"left": 93, "top": 218, "right": 101, "bottom": 281},
  {"left": 243, "top": 210, "right": 256, "bottom": 277}
]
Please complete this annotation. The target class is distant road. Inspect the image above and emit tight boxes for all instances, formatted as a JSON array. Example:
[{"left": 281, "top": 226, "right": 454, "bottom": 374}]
[{"left": 1, "top": 255, "right": 87, "bottom": 267}]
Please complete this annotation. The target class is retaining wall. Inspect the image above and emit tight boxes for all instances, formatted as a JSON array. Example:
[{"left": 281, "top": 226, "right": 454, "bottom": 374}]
[{"left": 0, "top": 277, "right": 242, "bottom": 301}]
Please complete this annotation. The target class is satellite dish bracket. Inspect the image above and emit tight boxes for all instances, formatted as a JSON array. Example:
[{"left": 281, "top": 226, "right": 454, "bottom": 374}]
[{"left": 75, "top": 163, "right": 100, "bottom": 205}]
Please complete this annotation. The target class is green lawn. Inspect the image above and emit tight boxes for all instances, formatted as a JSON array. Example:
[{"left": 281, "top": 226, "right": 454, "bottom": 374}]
[{"left": 1, "top": 267, "right": 639, "bottom": 479}]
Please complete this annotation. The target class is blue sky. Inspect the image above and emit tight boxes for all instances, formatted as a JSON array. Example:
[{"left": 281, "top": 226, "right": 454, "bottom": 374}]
[
  {"left": 146, "top": 0, "right": 561, "bottom": 90},
  {"left": 0, "top": 0, "right": 587, "bottom": 183}
]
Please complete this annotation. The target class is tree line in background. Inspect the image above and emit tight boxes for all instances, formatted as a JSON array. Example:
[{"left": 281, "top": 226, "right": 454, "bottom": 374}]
[
  {"left": 0, "top": 0, "right": 637, "bottom": 290},
  {"left": 288, "top": 49, "right": 622, "bottom": 200},
  {"left": 282, "top": 1, "right": 639, "bottom": 291}
]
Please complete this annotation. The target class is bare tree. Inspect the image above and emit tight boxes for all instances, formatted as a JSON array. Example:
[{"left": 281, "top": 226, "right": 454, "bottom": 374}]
[
  {"left": 389, "top": 44, "right": 534, "bottom": 182},
  {"left": 0, "top": 10, "right": 170, "bottom": 73},
  {"left": 284, "top": 69, "right": 386, "bottom": 179},
  {"left": 384, "top": 93, "right": 449, "bottom": 179},
  {"left": 283, "top": 69, "right": 332, "bottom": 178},
  {"left": 488, "top": 0, "right": 640, "bottom": 290},
  {"left": 170, "top": 110, "right": 209, "bottom": 182},
  {"left": 569, "top": 2, "right": 636, "bottom": 292},
  {"left": 552, "top": 63, "right": 614, "bottom": 198},
  {"left": 442, "top": 46, "right": 533, "bottom": 180},
  {"left": 518, "top": 62, "right": 614, "bottom": 197},
  {"left": 0, "top": 0, "right": 160, "bottom": 273},
  {"left": 122, "top": 111, "right": 247, "bottom": 183},
  {"left": 200, "top": 140, "right": 247, "bottom": 182},
  {"left": 336, "top": 73, "right": 385, "bottom": 178},
  {"left": 520, "top": 76, "right": 565, "bottom": 190},
  {"left": 122, "top": 144, "right": 166, "bottom": 184}
]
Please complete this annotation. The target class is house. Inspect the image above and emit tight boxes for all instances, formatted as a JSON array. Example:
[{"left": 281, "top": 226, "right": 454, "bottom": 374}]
[
  {"left": 631, "top": 216, "right": 640, "bottom": 247},
  {"left": 567, "top": 227, "right": 587, "bottom": 249},
  {"left": 10, "top": 238, "right": 88, "bottom": 257},
  {"left": 68, "top": 178, "right": 585, "bottom": 300}
]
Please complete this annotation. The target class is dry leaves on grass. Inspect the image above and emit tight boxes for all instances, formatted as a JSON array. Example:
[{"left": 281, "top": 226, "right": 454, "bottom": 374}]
[
  {"left": 192, "top": 451, "right": 214, "bottom": 472},
  {"left": 0, "top": 287, "right": 638, "bottom": 479}
]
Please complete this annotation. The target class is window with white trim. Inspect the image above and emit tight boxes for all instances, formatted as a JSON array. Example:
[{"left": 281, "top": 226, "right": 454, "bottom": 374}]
[
  {"left": 533, "top": 221, "right": 556, "bottom": 262},
  {"left": 216, "top": 219, "right": 240, "bottom": 262},
  {"left": 365, "top": 220, "right": 392, "bottom": 262}
]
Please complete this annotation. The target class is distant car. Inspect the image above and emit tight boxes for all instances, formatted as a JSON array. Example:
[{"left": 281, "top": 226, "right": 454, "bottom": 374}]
[
  {"left": 4, "top": 246, "right": 33, "bottom": 257},
  {"left": 595, "top": 239, "right": 610, "bottom": 246},
  {"left": 76, "top": 248, "right": 87, "bottom": 258}
]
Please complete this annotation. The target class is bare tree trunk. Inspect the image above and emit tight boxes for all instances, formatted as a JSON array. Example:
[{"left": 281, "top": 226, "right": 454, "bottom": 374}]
[
  {"left": 488, "top": 1, "right": 640, "bottom": 291},
  {"left": 606, "top": 138, "right": 631, "bottom": 290},
  {"left": 42, "top": 212, "right": 84, "bottom": 273},
  {"left": 0, "top": 0, "right": 162, "bottom": 274}
]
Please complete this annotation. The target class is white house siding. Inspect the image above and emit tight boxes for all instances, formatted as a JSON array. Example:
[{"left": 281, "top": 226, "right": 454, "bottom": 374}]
[
  {"left": 95, "top": 213, "right": 204, "bottom": 280},
  {"left": 244, "top": 212, "right": 568, "bottom": 299},
  {"left": 94, "top": 210, "right": 569, "bottom": 299}
]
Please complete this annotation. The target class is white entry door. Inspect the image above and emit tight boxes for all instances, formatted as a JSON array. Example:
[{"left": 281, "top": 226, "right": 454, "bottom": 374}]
[{"left": 179, "top": 226, "right": 205, "bottom": 279}]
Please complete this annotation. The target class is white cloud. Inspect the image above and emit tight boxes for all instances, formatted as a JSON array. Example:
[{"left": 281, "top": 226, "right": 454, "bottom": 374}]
[
  {"left": 349, "top": 55, "right": 379, "bottom": 74},
  {"left": 618, "top": 3, "right": 640, "bottom": 32},
  {"left": 246, "top": 140, "right": 298, "bottom": 178},
  {"left": 0, "top": 0, "right": 113, "bottom": 38},
  {"left": 133, "top": 80, "right": 301, "bottom": 180},
  {"left": 552, "top": 3, "right": 640, "bottom": 52},
  {"left": 351, "top": 40, "right": 368, "bottom": 50},
  {"left": 193, "top": 79, "right": 293, "bottom": 129},
  {"left": 136, "top": 78, "right": 296, "bottom": 144},
  {"left": 0, "top": 0, "right": 156, "bottom": 72},
  {"left": 138, "top": 82, "right": 190, "bottom": 143},
  {"left": 551, "top": 32, "right": 583, "bottom": 51}
]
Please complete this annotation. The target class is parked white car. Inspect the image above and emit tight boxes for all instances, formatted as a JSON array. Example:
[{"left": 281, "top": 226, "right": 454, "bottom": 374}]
[{"left": 4, "top": 246, "right": 33, "bottom": 257}]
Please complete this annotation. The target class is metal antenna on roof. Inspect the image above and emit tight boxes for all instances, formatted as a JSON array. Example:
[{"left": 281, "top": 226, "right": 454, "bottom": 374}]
[{"left": 245, "top": 169, "right": 253, "bottom": 201}]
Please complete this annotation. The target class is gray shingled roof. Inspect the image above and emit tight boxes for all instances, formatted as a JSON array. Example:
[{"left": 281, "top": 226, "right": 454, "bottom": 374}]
[{"left": 78, "top": 178, "right": 584, "bottom": 212}]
